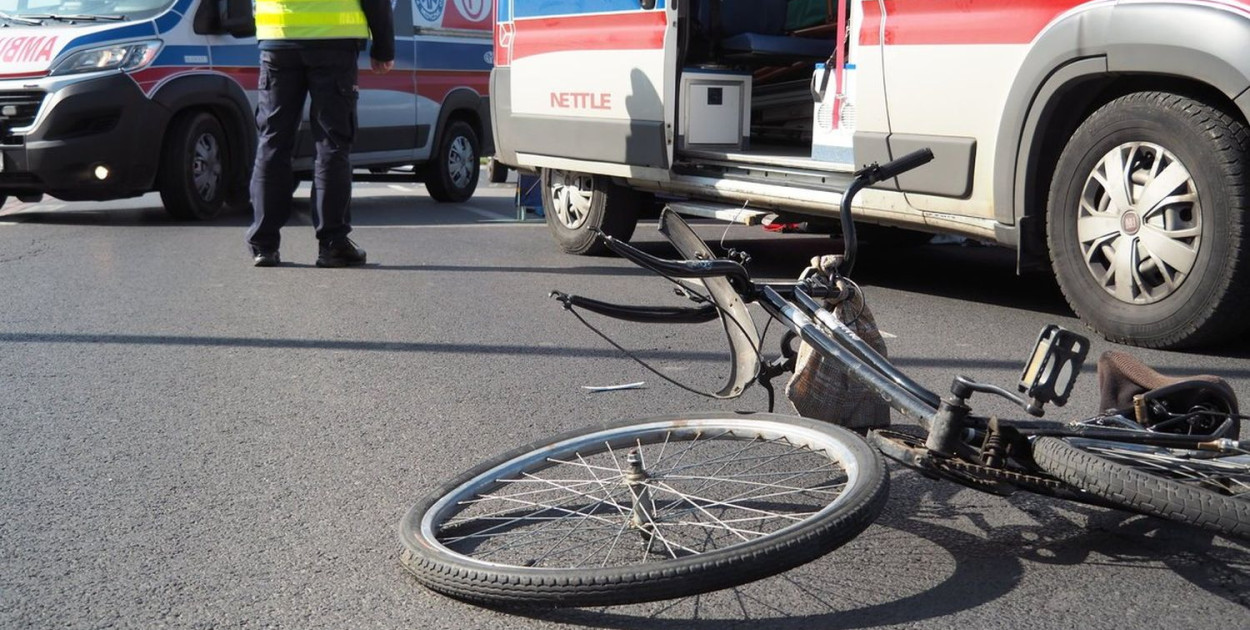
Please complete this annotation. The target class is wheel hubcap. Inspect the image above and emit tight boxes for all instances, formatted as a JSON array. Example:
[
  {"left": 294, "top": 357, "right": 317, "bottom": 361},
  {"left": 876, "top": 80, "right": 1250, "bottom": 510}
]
[
  {"left": 447, "top": 136, "right": 473, "bottom": 188},
  {"left": 1076, "top": 141, "right": 1201, "bottom": 304},
  {"left": 550, "top": 170, "right": 594, "bottom": 230},
  {"left": 192, "top": 133, "right": 221, "bottom": 201}
]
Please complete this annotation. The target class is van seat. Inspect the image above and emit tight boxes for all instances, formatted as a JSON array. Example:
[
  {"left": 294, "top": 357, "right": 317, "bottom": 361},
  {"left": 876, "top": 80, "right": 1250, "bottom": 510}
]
[
  {"left": 694, "top": 0, "right": 835, "bottom": 65},
  {"left": 721, "top": 32, "right": 834, "bottom": 63}
]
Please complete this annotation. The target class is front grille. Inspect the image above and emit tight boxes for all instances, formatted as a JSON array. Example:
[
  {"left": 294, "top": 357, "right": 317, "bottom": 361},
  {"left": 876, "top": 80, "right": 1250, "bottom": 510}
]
[{"left": 0, "top": 91, "right": 46, "bottom": 130}]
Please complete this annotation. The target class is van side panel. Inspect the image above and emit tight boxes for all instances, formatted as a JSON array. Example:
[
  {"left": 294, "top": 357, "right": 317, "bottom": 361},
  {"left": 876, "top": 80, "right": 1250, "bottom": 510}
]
[{"left": 494, "top": 1, "right": 671, "bottom": 170}]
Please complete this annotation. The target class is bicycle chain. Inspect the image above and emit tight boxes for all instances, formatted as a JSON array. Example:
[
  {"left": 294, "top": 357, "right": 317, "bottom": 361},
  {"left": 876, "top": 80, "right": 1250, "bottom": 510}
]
[
  {"left": 873, "top": 430, "right": 1067, "bottom": 495},
  {"left": 935, "top": 455, "right": 1066, "bottom": 494}
]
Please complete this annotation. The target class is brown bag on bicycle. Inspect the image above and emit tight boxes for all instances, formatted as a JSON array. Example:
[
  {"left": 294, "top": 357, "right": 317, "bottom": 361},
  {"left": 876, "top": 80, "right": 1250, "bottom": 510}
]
[{"left": 785, "top": 256, "right": 891, "bottom": 431}]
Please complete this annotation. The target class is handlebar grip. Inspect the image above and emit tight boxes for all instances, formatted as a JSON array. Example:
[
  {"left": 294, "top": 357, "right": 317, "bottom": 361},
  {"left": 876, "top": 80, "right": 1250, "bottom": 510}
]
[{"left": 858, "top": 148, "right": 935, "bottom": 185}]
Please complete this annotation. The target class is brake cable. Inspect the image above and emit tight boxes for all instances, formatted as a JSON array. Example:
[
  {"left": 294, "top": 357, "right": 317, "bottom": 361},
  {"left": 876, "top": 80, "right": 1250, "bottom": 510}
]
[{"left": 555, "top": 270, "right": 770, "bottom": 401}]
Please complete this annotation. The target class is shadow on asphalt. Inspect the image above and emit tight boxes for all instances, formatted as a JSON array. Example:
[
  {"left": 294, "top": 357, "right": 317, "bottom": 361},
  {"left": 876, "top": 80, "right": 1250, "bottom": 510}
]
[
  {"left": 0, "top": 185, "right": 527, "bottom": 228},
  {"left": 504, "top": 471, "right": 1248, "bottom": 629}
]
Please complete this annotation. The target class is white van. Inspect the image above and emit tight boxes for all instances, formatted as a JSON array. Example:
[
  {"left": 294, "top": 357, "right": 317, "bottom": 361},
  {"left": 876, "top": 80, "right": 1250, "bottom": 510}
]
[
  {"left": 491, "top": 0, "right": 1250, "bottom": 350},
  {"left": 0, "top": 0, "right": 493, "bottom": 218}
]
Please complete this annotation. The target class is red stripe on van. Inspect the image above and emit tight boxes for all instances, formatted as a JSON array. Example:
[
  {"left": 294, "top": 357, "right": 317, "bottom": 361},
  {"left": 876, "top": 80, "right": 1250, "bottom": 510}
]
[
  {"left": 510, "top": 11, "right": 667, "bottom": 61},
  {"left": 860, "top": 0, "right": 1090, "bottom": 46}
]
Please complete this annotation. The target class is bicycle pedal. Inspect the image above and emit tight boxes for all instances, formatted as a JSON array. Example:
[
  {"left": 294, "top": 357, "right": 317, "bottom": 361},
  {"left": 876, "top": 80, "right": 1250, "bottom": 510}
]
[{"left": 1018, "top": 325, "right": 1090, "bottom": 415}]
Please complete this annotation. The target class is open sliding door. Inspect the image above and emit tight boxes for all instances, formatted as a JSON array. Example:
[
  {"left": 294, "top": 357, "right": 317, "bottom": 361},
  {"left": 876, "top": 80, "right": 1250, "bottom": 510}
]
[{"left": 494, "top": 0, "right": 677, "bottom": 179}]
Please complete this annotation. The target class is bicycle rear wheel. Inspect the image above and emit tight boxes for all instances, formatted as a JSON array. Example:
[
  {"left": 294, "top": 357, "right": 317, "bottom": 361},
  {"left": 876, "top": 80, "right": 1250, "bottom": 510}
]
[
  {"left": 1031, "top": 437, "right": 1250, "bottom": 538},
  {"left": 399, "top": 411, "right": 888, "bottom": 607}
]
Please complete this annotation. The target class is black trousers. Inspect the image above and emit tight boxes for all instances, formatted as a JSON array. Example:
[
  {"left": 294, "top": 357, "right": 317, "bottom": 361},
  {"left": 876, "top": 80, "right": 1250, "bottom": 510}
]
[{"left": 247, "top": 47, "right": 359, "bottom": 251}]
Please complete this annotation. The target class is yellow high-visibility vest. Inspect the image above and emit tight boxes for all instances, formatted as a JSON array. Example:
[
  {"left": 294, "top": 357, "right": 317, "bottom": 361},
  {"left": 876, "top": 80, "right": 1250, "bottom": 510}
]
[{"left": 254, "top": 0, "right": 369, "bottom": 40}]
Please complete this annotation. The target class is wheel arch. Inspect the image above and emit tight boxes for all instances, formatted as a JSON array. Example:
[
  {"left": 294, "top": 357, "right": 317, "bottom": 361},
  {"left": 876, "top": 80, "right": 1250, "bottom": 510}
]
[
  {"left": 993, "top": 2, "right": 1250, "bottom": 270},
  {"left": 150, "top": 73, "right": 257, "bottom": 202},
  {"left": 428, "top": 87, "right": 492, "bottom": 161}
]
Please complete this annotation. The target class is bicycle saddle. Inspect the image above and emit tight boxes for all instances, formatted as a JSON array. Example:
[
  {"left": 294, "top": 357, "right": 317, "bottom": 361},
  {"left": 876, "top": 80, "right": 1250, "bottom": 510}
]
[{"left": 1097, "top": 350, "right": 1239, "bottom": 436}]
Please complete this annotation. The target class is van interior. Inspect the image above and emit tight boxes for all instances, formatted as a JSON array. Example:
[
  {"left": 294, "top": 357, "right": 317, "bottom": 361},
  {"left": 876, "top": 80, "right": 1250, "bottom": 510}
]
[{"left": 677, "top": 0, "right": 852, "bottom": 183}]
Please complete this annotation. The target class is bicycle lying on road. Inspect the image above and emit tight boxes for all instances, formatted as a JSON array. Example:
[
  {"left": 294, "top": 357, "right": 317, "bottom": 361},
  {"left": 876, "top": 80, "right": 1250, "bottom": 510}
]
[{"left": 399, "top": 149, "right": 1250, "bottom": 608}]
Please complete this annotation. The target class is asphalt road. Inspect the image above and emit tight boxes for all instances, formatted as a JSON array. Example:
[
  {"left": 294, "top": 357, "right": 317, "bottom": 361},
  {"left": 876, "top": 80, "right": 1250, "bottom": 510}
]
[{"left": 0, "top": 179, "right": 1247, "bottom": 629}]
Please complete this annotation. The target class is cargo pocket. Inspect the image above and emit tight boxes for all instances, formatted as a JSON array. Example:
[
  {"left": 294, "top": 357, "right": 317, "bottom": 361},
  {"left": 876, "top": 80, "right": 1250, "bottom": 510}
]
[{"left": 336, "top": 76, "right": 359, "bottom": 143}]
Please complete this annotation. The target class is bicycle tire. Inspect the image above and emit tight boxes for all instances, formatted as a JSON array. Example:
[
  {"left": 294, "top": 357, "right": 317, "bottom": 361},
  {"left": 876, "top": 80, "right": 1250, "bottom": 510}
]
[
  {"left": 399, "top": 411, "right": 888, "bottom": 607},
  {"left": 1031, "top": 437, "right": 1250, "bottom": 539}
]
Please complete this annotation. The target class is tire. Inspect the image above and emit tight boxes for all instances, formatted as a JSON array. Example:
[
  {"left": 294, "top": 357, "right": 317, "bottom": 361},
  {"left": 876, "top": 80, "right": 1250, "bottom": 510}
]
[
  {"left": 487, "top": 156, "right": 509, "bottom": 184},
  {"left": 1031, "top": 437, "right": 1250, "bottom": 539},
  {"left": 159, "top": 111, "right": 230, "bottom": 220},
  {"left": 542, "top": 168, "right": 639, "bottom": 256},
  {"left": 399, "top": 411, "right": 888, "bottom": 608},
  {"left": 424, "top": 120, "right": 480, "bottom": 203},
  {"left": 1045, "top": 91, "right": 1250, "bottom": 349}
]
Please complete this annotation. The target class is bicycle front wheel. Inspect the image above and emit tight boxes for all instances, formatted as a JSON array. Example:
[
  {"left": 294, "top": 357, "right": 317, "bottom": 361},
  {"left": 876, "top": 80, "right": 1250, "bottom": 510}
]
[
  {"left": 399, "top": 412, "right": 888, "bottom": 607},
  {"left": 1032, "top": 437, "right": 1250, "bottom": 538}
]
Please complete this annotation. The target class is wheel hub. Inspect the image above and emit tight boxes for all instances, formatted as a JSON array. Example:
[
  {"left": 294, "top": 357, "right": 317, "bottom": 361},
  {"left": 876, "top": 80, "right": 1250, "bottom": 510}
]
[
  {"left": 1119, "top": 210, "right": 1141, "bottom": 236},
  {"left": 549, "top": 170, "right": 594, "bottom": 230},
  {"left": 1076, "top": 141, "right": 1201, "bottom": 305}
]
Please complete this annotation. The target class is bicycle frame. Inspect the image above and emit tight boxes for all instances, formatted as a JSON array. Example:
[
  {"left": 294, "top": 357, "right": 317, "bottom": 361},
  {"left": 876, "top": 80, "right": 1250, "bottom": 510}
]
[{"left": 562, "top": 148, "right": 1244, "bottom": 496}]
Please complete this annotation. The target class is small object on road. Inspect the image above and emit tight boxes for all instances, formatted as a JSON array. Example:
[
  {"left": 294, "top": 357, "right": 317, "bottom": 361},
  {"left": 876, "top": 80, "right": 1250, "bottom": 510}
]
[{"left": 581, "top": 382, "right": 646, "bottom": 392}]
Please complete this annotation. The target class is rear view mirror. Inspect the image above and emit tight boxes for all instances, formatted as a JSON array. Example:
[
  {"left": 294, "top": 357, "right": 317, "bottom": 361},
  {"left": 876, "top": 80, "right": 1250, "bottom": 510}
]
[{"left": 193, "top": 0, "right": 256, "bottom": 37}]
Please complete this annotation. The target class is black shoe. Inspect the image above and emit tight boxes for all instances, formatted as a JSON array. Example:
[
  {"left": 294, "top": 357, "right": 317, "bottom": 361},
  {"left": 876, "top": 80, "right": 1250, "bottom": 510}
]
[
  {"left": 316, "top": 238, "right": 367, "bottom": 267},
  {"left": 252, "top": 249, "right": 281, "bottom": 267}
]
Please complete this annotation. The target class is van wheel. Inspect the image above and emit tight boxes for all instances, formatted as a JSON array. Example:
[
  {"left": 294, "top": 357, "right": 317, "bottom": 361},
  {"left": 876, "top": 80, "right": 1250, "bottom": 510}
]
[
  {"left": 542, "top": 169, "right": 639, "bottom": 256},
  {"left": 425, "top": 120, "right": 480, "bottom": 202},
  {"left": 1046, "top": 92, "right": 1250, "bottom": 349},
  {"left": 159, "top": 111, "right": 229, "bottom": 220}
]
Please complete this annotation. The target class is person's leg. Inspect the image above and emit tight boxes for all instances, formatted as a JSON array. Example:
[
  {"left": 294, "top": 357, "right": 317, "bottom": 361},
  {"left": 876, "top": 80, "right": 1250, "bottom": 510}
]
[
  {"left": 247, "top": 49, "right": 308, "bottom": 259},
  {"left": 306, "top": 47, "right": 358, "bottom": 245}
]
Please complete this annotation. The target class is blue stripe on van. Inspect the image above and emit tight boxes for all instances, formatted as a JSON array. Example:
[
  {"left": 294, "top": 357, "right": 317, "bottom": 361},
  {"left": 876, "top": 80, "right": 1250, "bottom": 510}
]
[
  {"left": 210, "top": 44, "right": 261, "bottom": 66},
  {"left": 413, "top": 39, "right": 491, "bottom": 71},
  {"left": 156, "top": 0, "right": 196, "bottom": 31},
  {"left": 154, "top": 45, "right": 211, "bottom": 66},
  {"left": 65, "top": 22, "right": 158, "bottom": 51},
  {"left": 510, "top": 0, "right": 665, "bottom": 20}
]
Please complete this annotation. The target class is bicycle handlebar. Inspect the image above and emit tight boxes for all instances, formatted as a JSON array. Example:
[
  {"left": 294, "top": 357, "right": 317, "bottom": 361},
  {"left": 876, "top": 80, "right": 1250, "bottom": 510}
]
[
  {"left": 854, "top": 147, "right": 936, "bottom": 186},
  {"left": 600, "top": 233, "right": 754, "bottom": 293},
  {"left": 839, "top": 148, "right": 936, "bottom": 276}
]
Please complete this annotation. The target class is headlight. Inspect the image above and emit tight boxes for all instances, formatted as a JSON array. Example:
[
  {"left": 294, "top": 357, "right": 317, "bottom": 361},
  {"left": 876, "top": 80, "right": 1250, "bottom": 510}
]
[{"left": 49, "top": 40, "right": 163, "bottom": 76}]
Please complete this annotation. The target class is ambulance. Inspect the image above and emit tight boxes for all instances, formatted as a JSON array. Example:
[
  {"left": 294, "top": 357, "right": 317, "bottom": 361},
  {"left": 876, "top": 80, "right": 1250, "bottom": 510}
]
[
  {"left": 0, "top": 0, "right": 493, "bottom": 219},
  {"left": 491, "top": 0, "right": 1250, "bottom": 350}
]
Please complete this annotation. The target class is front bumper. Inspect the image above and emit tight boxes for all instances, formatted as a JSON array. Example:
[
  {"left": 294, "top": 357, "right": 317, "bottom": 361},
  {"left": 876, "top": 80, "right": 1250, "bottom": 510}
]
[{"left": 0, "top": 72, "right": 170, "bottom": 201}]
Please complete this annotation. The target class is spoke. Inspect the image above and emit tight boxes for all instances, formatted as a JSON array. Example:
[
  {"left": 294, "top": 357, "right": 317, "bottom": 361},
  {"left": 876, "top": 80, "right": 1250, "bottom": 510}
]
[
  {"left": 661, "top": 472, "right": 845, "bottom": 497},
  {"left": 1137, "top": 159, "right": 1191, "bottom": 215},
  {"left": 576, "top": 451, "right": 631, "bottom": 518},
  {"left": 527, "top": 492, "right": 611, "bottom": 567},
  {"left": 443, "top": 474, "right": 631, "bottom": 543},
  {"left": 593, "top": 519, "right": 633, "bottom": 568},
  {"left": 1111, "top": 234, "right": 1140, "bottom": 302},
  {"left": 1077, "top": 213, "right": 1121, "bottom": 246},
  {"left": 1096, "top": 148, "right": 1134, "bottom": 214},
  {"left": 658, "top": 443, "right": 836, "bottom": 476},
  {"left": 648, "top": 479, "right": 816, "bottom": 526},
  {"left": 1138, "top": 225, "right": 1198, "bottom": 276}
]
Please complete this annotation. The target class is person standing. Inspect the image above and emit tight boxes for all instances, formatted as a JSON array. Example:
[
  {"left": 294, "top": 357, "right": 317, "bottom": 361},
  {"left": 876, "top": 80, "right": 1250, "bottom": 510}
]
[{"left": 246, "top": 0, "right": 395, "bottom": 267}]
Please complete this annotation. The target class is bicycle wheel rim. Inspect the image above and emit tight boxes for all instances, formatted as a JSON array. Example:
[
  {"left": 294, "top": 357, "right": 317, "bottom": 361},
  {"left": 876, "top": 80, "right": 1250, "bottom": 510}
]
[{"left": 400, "top": 412, "right": 887, "bottom": 607}]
